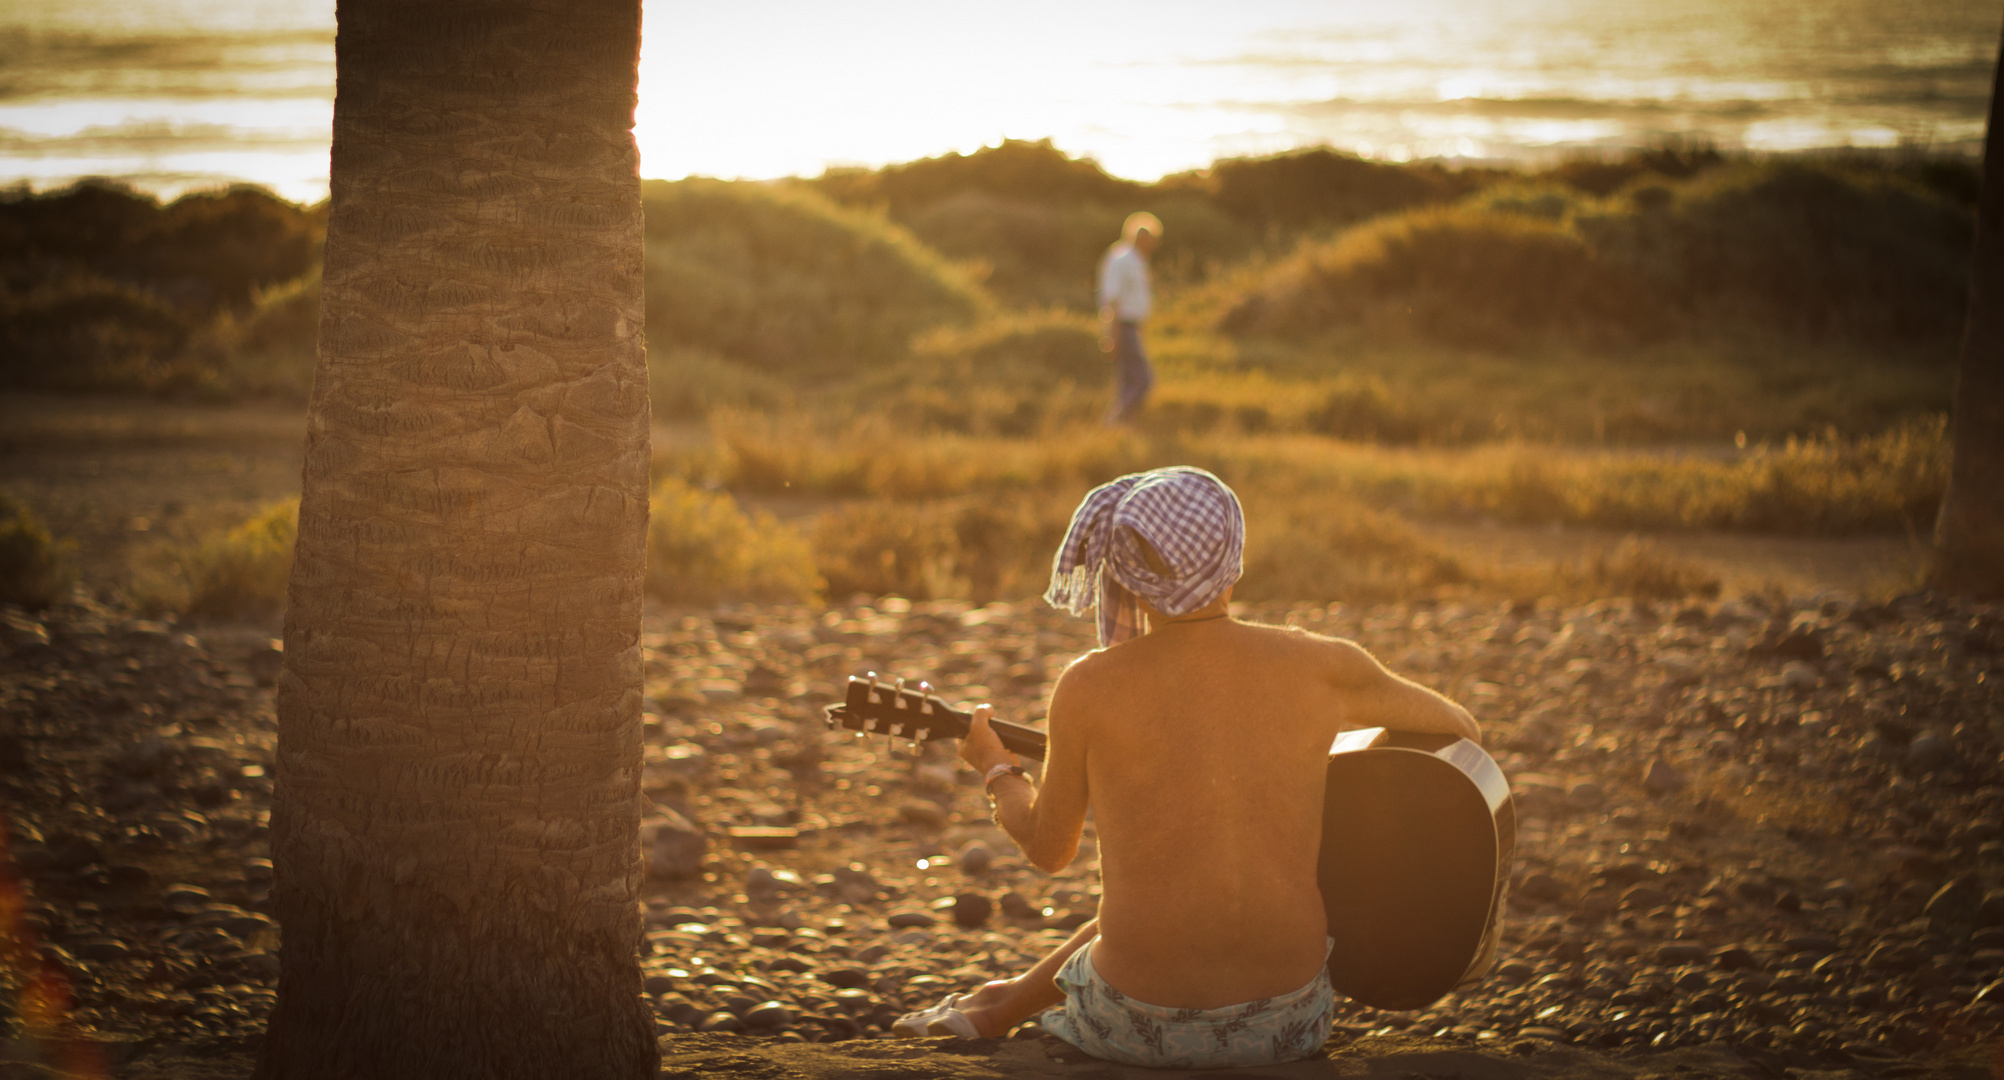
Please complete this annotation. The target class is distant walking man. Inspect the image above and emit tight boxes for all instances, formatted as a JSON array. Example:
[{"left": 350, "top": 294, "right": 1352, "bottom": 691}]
[{"left": 1099, "top": 212, "right": 1160, "bottom": 425}]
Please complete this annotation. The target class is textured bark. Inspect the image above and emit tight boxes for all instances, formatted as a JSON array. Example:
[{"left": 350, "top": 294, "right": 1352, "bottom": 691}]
[
  {"left": 1935, "top": 28, "right": 2004, "bottom": 597},
  {"left": 253, "top": 1, "right": 656, "bottom": 1076}
]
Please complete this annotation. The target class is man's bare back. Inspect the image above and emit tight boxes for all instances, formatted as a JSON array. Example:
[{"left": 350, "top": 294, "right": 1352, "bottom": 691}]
[{"left": 1067, "top": 618, "right": 1362, "bottom": 1007}]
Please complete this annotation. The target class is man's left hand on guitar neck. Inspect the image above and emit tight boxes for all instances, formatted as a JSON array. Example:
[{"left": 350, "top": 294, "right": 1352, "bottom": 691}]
[
  {"left": 959, "top": 702, "right": 1019, "bottom": 777},
  {"left": 959, "top": 702, "right": 1087, "bottom": 874}
]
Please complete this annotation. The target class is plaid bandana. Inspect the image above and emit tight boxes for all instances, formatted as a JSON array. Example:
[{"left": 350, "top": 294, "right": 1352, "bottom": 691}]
[{"left": 1044, "top": 467, "right": 1246, "bottom": 646}]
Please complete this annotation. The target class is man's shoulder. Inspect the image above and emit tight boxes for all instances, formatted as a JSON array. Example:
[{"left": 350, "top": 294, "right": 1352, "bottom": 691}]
[{"left": 1240, "top": 619, "right": 1351, "bottom": 652}]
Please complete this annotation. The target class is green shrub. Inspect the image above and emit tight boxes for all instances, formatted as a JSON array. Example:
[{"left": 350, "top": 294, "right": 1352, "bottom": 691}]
[
  {"left": 1192, "top": 147, "right": 1484, "bottom": 232},
  {"left": 0, "top": 274, "right": 199, "bottom": 393},
  {"left": 1236, "top": 491, "right": 1476, "bottom": 605},
  {"left": 810, "top": 493, "right": 1073, "bottom": 602},
  {"left": 1377, "top": 417, "right": 1950, "bottom": 534},
  {"left": 900, "top": 192, "right": 1126, "bottom": 310},
  {"left": 649, "top": 347, "right": 794, "bottom": 419},
  {"left": 0, "top": 181, "right": 322, "bottom": 316},
  {"left": 1303, "top": 374, "right": 1432, "bottom": 444},
  {"left": 217, "top": 268, "right": 321, "bottom": 400},
  {"left": 814, "top": 138, "right": 1144, "bottom": 214},
  {"left": 812, "top": 501, "right": 966, "bottom": 600},
  {"left": 706, "top": 411, "right": 1155, "bottom": 499},
  {"left": 0, "top": 491, "right": 74, "bottom": 609},
  {"left": 646, "top": 476, "right": 822, "bottom": 604},
  {"left": 0, "top": 181, "right": 324, "bottom": 397},
  {"left": 816, "top": 141, "right": 1264, "bottom": 310},
  {"left": 1212, "top": 158, "right": 1970, "bottom": 354},
  {"left": 1548, "top": 537, "right": 1721, "bottom": 601},
  {"left": 870, "top": 312, "right": 1105, "bottom": 434},
  {"left": 1223, "top": 203, "right": 1661, "bottom": 348},
  {"left": 1596, "top": 161, "right": 1972, "bottom": 341},
  {"left": 912, "top": 310, "right": 1100, "bottom": 381},
  {"left": 132, "top": 498, "right": 298, "bottom": 621},
  {"left": 642, "top": 178, "right": 988, "bottom": 376}
]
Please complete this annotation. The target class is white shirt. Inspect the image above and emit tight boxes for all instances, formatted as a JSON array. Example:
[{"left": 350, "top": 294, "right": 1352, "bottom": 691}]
[{"left": 1098, "top": 242, "right": 1152, "bottom": 322}]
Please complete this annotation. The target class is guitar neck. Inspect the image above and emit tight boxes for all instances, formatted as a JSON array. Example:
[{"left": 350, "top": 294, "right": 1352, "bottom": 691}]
[
  {"left": 829, "top": 675, "right": 1050, "bottom": 760},
  {"left": 979, "top": 717, "right": 1049, "bottom": 761}
]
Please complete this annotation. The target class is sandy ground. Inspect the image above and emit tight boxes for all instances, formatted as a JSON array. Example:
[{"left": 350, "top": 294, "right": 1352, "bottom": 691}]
[{"left": 4, "top": 1031, "right": 1994, "bottom": 1078}]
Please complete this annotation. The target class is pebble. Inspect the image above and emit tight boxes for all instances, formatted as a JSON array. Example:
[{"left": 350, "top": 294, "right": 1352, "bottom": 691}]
[
  {"left": 645, "top": 808, "right": 707, "bottom": 880},
  {"left": 999, "top": 891, "right": 1039, "bottom": 920},
  {"left": 821, "top": 968, "right": 870, "bottom": 990},
  {"left": 742, "top": 1001, "right": 794, "bottom": 1029},
  {"left": 1566, "top": 780, "right": 1606, "bottom": 809},
  {"left": 898, "top": 799, "right": 947, "bottom": 828},
  {"left": 1642, "top": 758, "right": 1686, "bottom": 795},
  {"left": 698, "top": 1011, "right": 746, "bottom": 1033},
  {"left": 939, "top": 892, "right": 992, "bottom": 928},
  {"left": 1712, "top": 946, "right": 1758, "bottom": 971},
  {"left": 1779, "top": 661, "right": 1821, "bottom": 690},
  {"left": 1516, "top": 871, "right": 1565, "bottom": 902},
  {"left": 1906, "top": 733, "right": 1952, "bottom": 773},
  {"left": 1655, "top": 943, "right": 1707, "bottom": 965},
  {"left": 886, "top": 909, "right": 937, "bottom": 929},
  {"left": 956, "top": 840, "right": 994, "bottom": 874},
  {"left": 1925, "top": 878, "right": 1982, "bottom": 927}
]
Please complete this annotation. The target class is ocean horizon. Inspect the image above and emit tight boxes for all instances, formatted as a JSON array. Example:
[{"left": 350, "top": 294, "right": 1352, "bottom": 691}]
[{"left": 1, "top": 0, "right": 1998, "bottom": 204}]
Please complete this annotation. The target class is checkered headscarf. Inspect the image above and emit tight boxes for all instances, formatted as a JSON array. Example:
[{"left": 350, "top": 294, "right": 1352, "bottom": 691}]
[{"left": 1044, "top": 467, "right": 1245, "bottom": 646}]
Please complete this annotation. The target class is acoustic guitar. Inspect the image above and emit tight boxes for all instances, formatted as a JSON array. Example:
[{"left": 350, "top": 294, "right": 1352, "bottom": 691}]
[{"left": 824, "top": 673, "right": 1515, "bottom": 1012}]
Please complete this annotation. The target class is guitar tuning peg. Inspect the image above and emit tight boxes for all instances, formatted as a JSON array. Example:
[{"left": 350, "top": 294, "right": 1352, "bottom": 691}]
[{"left": 893, "top": 676, "right": 907, "bottom": 697}]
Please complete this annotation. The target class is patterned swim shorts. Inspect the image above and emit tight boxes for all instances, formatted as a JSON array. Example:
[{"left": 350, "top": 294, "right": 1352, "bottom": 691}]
[{"left": 1039, "top": 939, "right": 1335, "bottom": 1069}]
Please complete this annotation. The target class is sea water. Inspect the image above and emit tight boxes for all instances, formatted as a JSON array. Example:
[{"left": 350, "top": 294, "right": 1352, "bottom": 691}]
[{"left": 1, "top": 0, "right": 1998, "bottom": 203}]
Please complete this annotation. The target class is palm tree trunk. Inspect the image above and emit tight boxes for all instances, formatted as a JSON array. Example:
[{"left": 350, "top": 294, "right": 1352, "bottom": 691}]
[
  {"left": 1935, "top": 28, "right": 2004, "bottom": 597},
  {"left": 254, "top": 0, "right": 656, "bottom": 1075}
]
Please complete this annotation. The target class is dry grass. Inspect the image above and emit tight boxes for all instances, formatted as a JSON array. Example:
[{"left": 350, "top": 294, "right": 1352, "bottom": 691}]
[
  {"left": 689, "top": 411, "right": 1157, "bottom": 499},
  {"left": 0, "top": 489, "right": 74, "bottom": 609},
  {"left": 1220, "top": 201, "right": 1660, "bottom": 349},
  {"left": 129, "top": 497, "right": 297, "bottom": 621},
  {"left": 646, "top": 476, "right": 822, "bottom": 605},
  {"left": 674, "top": 415, "right": 1947, "bottom": 538}
]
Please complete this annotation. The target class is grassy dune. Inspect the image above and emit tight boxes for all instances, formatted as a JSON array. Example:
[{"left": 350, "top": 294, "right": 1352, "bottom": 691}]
[{"left": 0, "top": 141, "right": 1971, "bottom": 615}]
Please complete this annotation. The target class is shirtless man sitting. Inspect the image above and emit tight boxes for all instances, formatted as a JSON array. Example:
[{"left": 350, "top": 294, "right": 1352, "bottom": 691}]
[{"left": 892, "top": 466, "right": 1478, "bottom": 1068}]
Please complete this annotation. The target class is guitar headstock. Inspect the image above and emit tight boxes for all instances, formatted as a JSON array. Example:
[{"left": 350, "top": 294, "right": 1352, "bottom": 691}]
[{"left": 823, "top": 672, "right": 971, "bottom": 748}]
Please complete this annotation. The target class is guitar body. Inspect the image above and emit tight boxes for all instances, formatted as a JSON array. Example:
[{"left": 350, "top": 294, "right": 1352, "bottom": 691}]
[
  {"left": 1319, "top": 728, "right": 1515, "bottom": 1012},
  {"left": 828, "top": 676, "right": 1515, "bottom": 1012}
]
